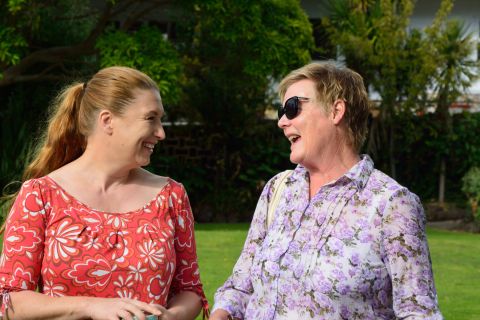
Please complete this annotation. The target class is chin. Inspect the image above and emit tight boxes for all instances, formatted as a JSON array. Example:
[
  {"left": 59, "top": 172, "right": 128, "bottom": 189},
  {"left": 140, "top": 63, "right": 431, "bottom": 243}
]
[
  {"left": 289, "top": 154, "right": 302, "bottom": 165},
  {"left": 136, "top": 158, "right": 151, "bottom": 167}
]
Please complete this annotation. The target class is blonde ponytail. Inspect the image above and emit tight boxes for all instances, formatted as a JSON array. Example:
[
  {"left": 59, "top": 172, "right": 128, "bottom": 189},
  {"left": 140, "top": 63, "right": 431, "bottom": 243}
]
[{"left": 23, "top": 83, "right": 86, "bottom": 180}]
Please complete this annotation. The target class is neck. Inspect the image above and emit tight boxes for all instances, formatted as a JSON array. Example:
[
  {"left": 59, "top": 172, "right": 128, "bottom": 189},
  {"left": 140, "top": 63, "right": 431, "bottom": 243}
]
[
  {"left": 306, "top": 145, "right": 360, "bottom": 198},
  {"left": 72, "top": 146, "right": 136, "bottom": 192}
]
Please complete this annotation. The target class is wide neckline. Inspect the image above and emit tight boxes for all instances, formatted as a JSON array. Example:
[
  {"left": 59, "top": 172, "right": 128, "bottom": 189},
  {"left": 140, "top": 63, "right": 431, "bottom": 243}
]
[{"left": 42, "top": 175, "right": 171, "bottom": 215}]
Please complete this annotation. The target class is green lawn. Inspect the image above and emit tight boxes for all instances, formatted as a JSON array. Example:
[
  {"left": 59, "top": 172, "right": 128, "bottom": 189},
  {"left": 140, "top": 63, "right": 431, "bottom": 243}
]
[
  {"left": 195, "top": 223, "right": 480, "bottom": 319},
  {"left": 427, "top": 228, "right": 480, "bottom": 320}
]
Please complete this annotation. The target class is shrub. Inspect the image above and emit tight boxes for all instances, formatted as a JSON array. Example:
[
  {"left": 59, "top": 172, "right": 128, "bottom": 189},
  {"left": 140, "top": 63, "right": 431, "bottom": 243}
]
[{"left": 461, "top": 167, "right": 480, "bottom": 222}]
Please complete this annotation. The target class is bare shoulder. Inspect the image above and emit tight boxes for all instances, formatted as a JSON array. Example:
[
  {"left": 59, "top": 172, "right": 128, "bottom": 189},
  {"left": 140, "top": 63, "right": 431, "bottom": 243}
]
[
  {"left": 47, "top": 163, "right": 76, "bottom": 186},
  {"left": 136, "top": 168, "right": 170, "bottom": 189}
]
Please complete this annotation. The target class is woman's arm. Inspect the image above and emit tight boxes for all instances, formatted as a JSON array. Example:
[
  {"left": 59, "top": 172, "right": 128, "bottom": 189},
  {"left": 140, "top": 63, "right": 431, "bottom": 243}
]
[
  {"left": 164, "top": 291, "right": 202, "bottom": 320},
  {"left": 381, "top": 188, "right": 443, "bottom": 319},
  {"left": 166, "top": 183, "right": 207, "bottom": 319},
  {"left": 210, "top": 176, "right": 278, "bottom": 320},
  {"left": 5, "top": 291, "right": 162, "bottom": 320}
]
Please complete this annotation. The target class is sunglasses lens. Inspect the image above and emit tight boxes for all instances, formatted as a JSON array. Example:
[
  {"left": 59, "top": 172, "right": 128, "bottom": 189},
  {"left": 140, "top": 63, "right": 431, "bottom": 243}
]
[
  {"left": 284, "top": 97, "right": 299, "bottom": 119},
  {"left": 278, "top": 97, "right": 301, "bottom": 120}
]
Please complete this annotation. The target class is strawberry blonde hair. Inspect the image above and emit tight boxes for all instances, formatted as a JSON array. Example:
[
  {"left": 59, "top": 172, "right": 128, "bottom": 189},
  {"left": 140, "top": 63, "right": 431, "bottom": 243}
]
[
  {"left": 1, "top": 66, "right": 158, "bottom": 230},
  {"left": 24, "top": 66, "right": 159, "bottom": 179}
]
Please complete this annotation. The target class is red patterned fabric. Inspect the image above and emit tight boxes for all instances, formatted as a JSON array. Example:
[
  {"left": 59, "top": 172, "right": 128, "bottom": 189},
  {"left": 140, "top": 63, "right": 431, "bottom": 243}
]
[{"left": 0, "top": 177, "right": 208, "bottom": 315}]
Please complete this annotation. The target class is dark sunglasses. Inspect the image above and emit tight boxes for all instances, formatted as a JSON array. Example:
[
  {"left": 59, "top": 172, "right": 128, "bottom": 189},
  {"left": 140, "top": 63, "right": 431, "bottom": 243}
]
[{"left": 278, "top": 96, "right": 310, "bottom": 120}]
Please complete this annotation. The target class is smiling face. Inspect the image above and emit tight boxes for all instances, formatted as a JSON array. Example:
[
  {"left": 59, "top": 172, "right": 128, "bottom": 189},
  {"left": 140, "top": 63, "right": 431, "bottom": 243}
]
[
  {"left": 278, "top": 79, "right": 340, "bottom": 169},
  {"left": 111, "top": 89, "right": 165, "bottom": 168}
]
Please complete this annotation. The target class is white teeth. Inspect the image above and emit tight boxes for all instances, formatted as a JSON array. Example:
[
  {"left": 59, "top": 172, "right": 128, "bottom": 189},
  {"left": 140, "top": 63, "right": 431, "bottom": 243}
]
[
  {"left": 144, "top": 143, "right": 155, "bottom": 150},
  {"left": 288, "top": 135, "right": 300, "bottom": 143}
]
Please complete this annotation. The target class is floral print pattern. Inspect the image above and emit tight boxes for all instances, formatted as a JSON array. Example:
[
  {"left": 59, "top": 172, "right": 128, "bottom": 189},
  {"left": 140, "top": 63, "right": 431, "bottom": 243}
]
[
  {"left": 213, "top": 155, "right": 442, "bottom": 319},
  {"left": 0, "top": 177, "right": 207, "bottom": 314}
]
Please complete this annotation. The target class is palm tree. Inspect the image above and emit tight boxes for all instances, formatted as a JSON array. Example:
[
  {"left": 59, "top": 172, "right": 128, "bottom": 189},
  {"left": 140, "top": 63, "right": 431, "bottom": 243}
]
[{"left": 430, "top": 19, "right": 478, "bottom": 203}]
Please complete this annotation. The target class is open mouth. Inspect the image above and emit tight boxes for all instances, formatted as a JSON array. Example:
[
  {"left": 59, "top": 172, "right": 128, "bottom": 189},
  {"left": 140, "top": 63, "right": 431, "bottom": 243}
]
[
  {"left": 143, "top": 142, "right": 155, "bottom": 152},
  {"left": 288, "top": 135, "right": 301, "bottom": 144}
]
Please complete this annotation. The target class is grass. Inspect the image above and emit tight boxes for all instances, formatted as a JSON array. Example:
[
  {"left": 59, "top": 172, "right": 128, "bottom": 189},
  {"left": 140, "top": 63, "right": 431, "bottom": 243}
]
[
  {"left": 194, "top": 223, "right": 249, "bottom": 315},
  {"left": 427, "top": 228, "right": 480, "bottom": 319},
  {"left": 195, "top": 223, "right": 480, "bottom": 320}
]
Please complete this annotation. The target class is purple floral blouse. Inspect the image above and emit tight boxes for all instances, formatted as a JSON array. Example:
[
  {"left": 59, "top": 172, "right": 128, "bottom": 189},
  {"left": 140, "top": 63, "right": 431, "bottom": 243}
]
[{"left": 213, "top": 155, "right": 442, "bottom": 319}]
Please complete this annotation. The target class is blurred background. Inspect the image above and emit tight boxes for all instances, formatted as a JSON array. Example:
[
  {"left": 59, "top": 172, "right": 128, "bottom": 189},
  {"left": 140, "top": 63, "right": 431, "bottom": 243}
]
[{"left": 1, "top": 0, "right": 480, "bottom": 226}]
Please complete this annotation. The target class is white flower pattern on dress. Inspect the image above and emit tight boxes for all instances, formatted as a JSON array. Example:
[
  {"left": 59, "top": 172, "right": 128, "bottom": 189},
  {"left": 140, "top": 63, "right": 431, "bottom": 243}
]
[{"left": 0, "top": 177, "right": 208, "bottom": 315}]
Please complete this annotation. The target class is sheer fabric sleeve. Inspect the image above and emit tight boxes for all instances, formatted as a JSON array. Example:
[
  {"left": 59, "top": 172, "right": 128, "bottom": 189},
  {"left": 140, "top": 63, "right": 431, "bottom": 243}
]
[
  {"left": 211, "top": 178, "right": 275, "bottom": 319},
  {"left": 381, "top": 188, "right": 443, "bottom": 319},
  {"left": 0, "top": 179, "right": 47, "bottom": 313},
  {"left": 167, "top": 183, "right": 209, "bottom": 318}
]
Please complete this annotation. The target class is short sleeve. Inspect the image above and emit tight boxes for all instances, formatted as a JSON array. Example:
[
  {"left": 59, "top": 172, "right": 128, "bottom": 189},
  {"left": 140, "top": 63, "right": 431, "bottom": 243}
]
[{"left": 167, "top": 183, "right": 209, "bottom": 317}]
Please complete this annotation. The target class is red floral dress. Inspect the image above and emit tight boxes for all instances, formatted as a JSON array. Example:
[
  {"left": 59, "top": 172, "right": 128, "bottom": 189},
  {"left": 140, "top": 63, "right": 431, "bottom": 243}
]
[{"left": 0, "top": 176, "right": 208, "bottom": 316}]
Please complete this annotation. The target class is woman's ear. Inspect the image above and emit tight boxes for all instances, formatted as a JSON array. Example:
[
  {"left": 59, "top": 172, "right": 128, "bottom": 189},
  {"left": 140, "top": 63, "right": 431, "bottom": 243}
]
[
  {"left": 98, "top": 110, "right": 114, "bottom": 135},
  {"left": 332, "top": 99, "right": 346, "bottom": 125}
]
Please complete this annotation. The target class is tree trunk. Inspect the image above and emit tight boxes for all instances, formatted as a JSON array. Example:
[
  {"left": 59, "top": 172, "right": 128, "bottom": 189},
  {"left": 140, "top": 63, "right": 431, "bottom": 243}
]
[
  {"left": 438, "top": 157, "right": 446, "bottom": 203},
  {"left": 389, "top": 124, "right": 396, "bottom": 179}
]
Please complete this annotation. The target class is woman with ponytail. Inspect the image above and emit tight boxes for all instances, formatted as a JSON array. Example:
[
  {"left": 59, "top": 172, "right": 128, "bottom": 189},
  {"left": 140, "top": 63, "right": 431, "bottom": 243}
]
[{"left": 0, "top": 66, "right": 208, "bottom": 320}]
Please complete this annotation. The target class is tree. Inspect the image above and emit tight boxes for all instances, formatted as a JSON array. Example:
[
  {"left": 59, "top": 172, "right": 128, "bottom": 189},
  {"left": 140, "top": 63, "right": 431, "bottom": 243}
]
[
  {"left": 0, "top": 0, "right": 175, "bottom": 88},
  {"left": 173, "top": 0, "right": 313, "bottom": 220},
  {"left": 425, "top": 16, "right": 479, "bottom": 203},
  {"left": 324, "top": 0, "right": 463, "bottom": 177},
  {"left": 324, "top": 0, "right": 420, "bottom": 178},
  {"left": 96, "top": 25, "right": 183, "bottom": 105}
]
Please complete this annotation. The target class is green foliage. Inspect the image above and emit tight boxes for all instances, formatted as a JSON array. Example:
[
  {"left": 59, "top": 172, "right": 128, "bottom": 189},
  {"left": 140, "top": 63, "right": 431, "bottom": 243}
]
[
  {"left": 0, "top": 0, "right": 98, "bottom": 83},
  {"left": 177, "top": 0, "right": 313, "bottom": 122},
  {"left": 428, "top": 19, "right": 478, "bottom": 115},
  {"left": 1, "top": 0, "right": 95, "bottom": 53},
  {"left": 0, "top": 83, "right": 45, "bottom": 223},
  {"left": 32, "top": 1, "right": 95, "bottom": 45},
  {"left": 461, "top": 167, "right": 480, "bottom": 222},
  {"left": 391, "top": 112, "right": 480, "bottom": 203},
  {"left": 96, "top": 25, "right": 184, "bottom": 105},
  {"left": 7, "top": 0, "right": 28, "bottom": 13},
  {"left": 171, "top": 0, "right": 313, "bottom": 221},
  {"left": 0, "top": 27, "right": 28, "bottom": 66},
  {"left": 322, "top": 0, "right": 479, "bottom": 197}
]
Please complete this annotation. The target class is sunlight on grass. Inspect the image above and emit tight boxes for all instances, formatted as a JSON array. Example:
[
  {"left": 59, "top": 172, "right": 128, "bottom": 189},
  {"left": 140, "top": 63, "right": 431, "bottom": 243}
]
[
  {"left": 427, "top": 228, "right": 480, "bottom": 320},
  {"left": 194, "top": 223, "right": 249, "bottom": 313}
]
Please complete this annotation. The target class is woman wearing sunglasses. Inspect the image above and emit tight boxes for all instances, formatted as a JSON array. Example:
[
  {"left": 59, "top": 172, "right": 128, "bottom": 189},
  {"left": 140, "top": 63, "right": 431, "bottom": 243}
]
[{"left": 210, "top": 63, "right": 442, "bottom": 319}]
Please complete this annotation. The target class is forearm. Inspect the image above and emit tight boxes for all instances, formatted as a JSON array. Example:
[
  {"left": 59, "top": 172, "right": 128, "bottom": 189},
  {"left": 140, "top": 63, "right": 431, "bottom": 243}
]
[
  {"left": 167, "top": 291, "right": 202, "bottom": 320},
  {"left": 6, "top": 291, "right": 163, "bottom": 320},
  {"left": 212, "top": 280, "right": 252, "bottom": 320},
  {"left": 6, "top": 291, "right": 90, "bottom": 320}
]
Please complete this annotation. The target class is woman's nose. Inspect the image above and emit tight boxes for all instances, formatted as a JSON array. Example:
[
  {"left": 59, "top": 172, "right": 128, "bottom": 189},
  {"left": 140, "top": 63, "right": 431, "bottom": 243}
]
[
  {"left": 277, "top": 114, "right": 289, "bottom": 129},
  {"left": 155, "top": 125, "right": 166, "bottom": 140}
]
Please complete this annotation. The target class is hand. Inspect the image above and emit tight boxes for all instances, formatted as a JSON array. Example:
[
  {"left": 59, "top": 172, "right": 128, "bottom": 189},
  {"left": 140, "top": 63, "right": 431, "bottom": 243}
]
[
  {"left": 209, "top": 309, "right": 236, "bottom": 320},
  {"left": 150, "top": 305, "right": 176, "bottom": 320},
  {"left": 84, "top": 297, "right": 162, "bottom": 320}
]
